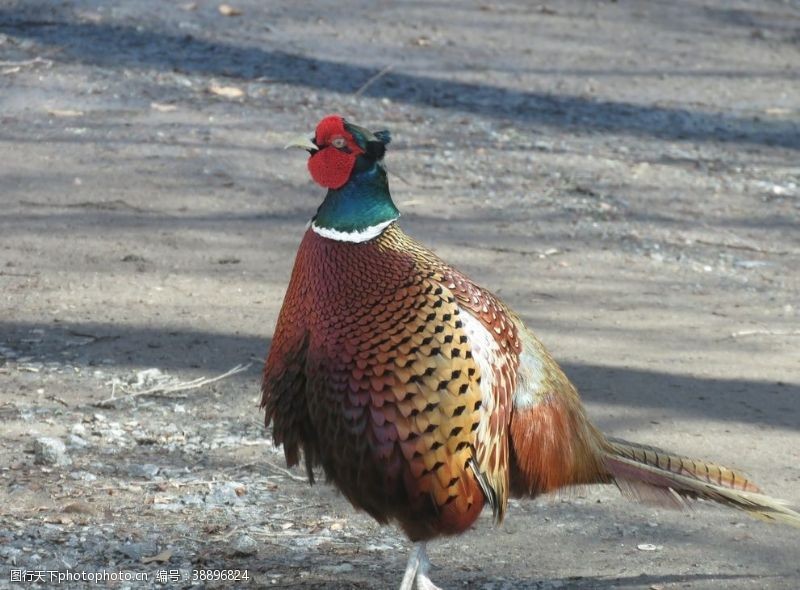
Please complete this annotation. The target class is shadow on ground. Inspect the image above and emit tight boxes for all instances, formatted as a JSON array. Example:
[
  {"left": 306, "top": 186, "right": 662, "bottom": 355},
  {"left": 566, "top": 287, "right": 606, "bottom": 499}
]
[
  {"left": 1, "top": 8, "right": 798, "bottom": 150},
  {"left": 2, "top": 320, "right": 798, "bottom": 431}
]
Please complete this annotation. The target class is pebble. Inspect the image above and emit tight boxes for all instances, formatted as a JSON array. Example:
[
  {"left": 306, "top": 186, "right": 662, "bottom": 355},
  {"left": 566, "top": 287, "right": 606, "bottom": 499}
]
[
  {"left": 129, "top": 464, "right": 160, "bottom": 479},
  {"left": 366, "top": 543, "right": 394, "bottom": 552},
  {"left": 67, "top": 434, "right": 90, "bottom": 448},
  {"left": 733, "top": 259, "right": 773, "bottom": 269},
  {"left": 33, "top": 437, "right": 72, "bottom": 466},
  {"left": 180, "top": 494, "right": 205, "bottom": 506},
  {"left": 117, "top": 542, "right": 158, "bottom": 561},
  {"left": 135, "top": 368, "right": 165, "bottom": 387},
  {"left": 68, "top": 471, "right": 97, "bottom": 482},
  {"left": 322, "top": 563, "right": 354, "bottom": 574},
  {"left": 0, "top": 345, "right": 18, "bottom": 359},
  {"left": 228, "top": 534, "right": 258, "bottom": 556},
  {"left": 637, "top": 543, "right": 662, "bottom": 551},
  {"left": 205, "top": 481, "right": 246, "bottom": 505},
  {"left": 152, "top": 503, "right": 183, "bottom": 512}
]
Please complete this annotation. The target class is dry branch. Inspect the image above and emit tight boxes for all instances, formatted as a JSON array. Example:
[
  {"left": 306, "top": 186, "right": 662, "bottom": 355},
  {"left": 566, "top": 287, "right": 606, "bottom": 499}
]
[
  {"left": 730, "top": 329, "right": 800, "bottom": 338},
  {"left": 354, "top": 65, "right": 393, "bottom": 97},
  {"left": 95, "top": 363, "right": 251, "bottom": 407},
  {"left": 261, "top": 459, "right": 307, "bottom": 483}
]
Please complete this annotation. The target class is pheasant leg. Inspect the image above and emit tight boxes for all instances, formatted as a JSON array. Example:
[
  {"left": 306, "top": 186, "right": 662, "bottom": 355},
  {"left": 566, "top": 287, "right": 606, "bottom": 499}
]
[{"left": 399, "top": 543, "right": 442, "bottom": 590}]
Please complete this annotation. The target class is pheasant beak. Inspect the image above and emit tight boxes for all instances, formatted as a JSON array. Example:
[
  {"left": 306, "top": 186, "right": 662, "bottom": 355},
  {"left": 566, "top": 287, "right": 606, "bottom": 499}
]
[{"left": 284, "top": 134, "right": 318, "bottom": 153}]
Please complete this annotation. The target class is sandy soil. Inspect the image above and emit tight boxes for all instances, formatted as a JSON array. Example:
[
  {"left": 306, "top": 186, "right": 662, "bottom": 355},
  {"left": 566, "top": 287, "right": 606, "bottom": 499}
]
[{"left": 1, "top": 0, "right": 799, "bottom": 588}]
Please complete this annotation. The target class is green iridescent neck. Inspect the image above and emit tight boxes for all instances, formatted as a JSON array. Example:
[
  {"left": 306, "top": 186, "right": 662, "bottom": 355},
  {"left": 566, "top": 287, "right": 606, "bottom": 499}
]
[{"left": 313, "top": 162, "right": 399, "bottom": 233}]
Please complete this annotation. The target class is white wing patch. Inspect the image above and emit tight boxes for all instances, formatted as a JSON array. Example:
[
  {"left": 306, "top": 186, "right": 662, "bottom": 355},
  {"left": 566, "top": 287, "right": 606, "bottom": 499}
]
[
  {"left": 461, "top": 309, "right": 546, "bottom": 412},
  {"left": 459, "top": 309, "right": 501, "bottom": 445},
  {"left": 512, "top": 333, "right": 547, "bottom": 409}
]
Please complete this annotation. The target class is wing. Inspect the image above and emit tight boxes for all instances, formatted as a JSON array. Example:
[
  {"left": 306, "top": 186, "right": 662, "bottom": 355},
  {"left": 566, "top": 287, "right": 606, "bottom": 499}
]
[
  {"left": 426, "top": 247, "right": 605, "bottom": 509},
  {"left": 361, "top": 228, "right": 525, "bottom": 523},
  {"left": 436, "top": 268, "right": 522, "bottom": 520},
  {"left": 300, "top": 269, "right": 491, "bottom": 540}
]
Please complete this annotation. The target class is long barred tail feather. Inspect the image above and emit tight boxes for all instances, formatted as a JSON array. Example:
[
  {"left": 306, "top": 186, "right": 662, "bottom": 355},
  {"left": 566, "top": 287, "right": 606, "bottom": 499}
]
[
  {"left": 607, "top": 438, "right": 760, "bottom": 492},
  {"left": 603, "top": 438, "right": 800, "bottom": 528}
]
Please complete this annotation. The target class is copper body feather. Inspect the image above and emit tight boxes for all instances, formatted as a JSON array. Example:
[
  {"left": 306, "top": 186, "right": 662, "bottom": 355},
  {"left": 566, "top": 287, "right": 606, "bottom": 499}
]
[
  {"left": 263, "top": 224, "right": 800, "bottom": 542},
  {"left": 263, "top": 223, "right": 530, "bottom": 540}
]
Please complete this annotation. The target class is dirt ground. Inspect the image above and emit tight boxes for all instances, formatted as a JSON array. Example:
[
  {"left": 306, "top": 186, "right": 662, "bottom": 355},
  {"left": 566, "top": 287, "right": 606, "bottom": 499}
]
[{"left": 1, "top": 0, "right": 799, "bottom": 588}]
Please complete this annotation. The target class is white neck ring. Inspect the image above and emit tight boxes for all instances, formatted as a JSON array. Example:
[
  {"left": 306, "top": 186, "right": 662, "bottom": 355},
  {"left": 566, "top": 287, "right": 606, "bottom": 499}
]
[{"left": 310, "top": 218, "right": 396, "bottom": 243}]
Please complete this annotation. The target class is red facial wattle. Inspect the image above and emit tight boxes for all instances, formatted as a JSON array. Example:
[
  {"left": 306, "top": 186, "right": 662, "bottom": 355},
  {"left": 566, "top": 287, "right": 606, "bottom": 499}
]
[
  {"left": 308, "top": 148, "right": 356, "bottom": 190},
  {"left": 307, "top": 115, "right": 364, "bottom": 190}
]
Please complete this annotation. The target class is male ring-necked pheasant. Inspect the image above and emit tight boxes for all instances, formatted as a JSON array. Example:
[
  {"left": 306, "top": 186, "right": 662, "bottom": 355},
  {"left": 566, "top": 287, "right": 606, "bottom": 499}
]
[{"left": 262, "top": 115, "right": 800, "bottom": 589}]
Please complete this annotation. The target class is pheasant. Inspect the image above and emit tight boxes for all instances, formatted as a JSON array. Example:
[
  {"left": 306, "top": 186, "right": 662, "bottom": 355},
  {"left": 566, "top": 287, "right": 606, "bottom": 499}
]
[{"left": 262, "top": 115, "right": 800, "bottom": 589}]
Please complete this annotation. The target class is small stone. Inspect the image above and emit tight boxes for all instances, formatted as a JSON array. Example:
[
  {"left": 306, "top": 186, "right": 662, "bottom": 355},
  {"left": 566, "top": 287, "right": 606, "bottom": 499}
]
[
  {"left": 205, "top": 481, "right": 246, "bottom": 505},
  {"left": 129, "top": 464, "right": 160, "bottom": 479},
  {"left": 152, "top": 503, "right": 182, "bottom": 512},
  {"left": 69, "top": 471, "right": 97, "bottom": 482},
  {"left": 180, "top": 494, "right": 204, "bottom": 506},
  {"left": 67, "top": 434, "right": 89, "bottom": 448},
  {"left": 733, "top": 259, "right": 772, "bottom": 269},
  {"left": 33, "top": 437, "right": 71, "bottom": 466},
  {"left": 637, "top": 543, "right": 662, "bottom": 551},
  {"left": 366, "top": 543, "right": 393, "bottom": 552},
  {"left": 326, "top": 563, "right": 354, "bottom": 574},
  {"left": 228, "top": 534, "right": 257, "bottom": 556},
  {"left": 117, "top": 542, "right": 158, "bottom": 561},
  {"left": 218, "top": 3, "right": 242, "bottom": 17}
]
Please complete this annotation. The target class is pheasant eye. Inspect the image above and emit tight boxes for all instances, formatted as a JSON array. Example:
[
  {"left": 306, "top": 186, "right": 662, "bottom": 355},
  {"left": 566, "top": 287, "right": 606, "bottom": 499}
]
[{"left": 331, "top": 136, "right": 347, "bottom": 149}]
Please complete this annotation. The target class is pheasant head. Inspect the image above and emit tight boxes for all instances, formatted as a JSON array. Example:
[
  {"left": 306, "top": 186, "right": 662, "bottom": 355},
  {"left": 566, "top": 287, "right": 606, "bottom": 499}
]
[{"left": 285, "top": 115, "right": 398, "bottom": 241}]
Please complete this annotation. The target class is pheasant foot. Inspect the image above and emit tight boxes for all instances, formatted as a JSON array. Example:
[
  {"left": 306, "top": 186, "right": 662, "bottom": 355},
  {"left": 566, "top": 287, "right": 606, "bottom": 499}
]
[{"left": 399, "top": 542, "right": 442, "bottom": 590}]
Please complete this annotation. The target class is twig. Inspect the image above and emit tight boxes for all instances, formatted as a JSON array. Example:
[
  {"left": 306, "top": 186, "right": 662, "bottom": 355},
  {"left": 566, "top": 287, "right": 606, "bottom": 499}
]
[
  {"left": 0, "top": 57, "right": 53, "bottom": 68},
  {"left": 0, "top": 57, "right": 53, "bottom": 74},
  {"left": 46, "top": 394, "right": 69, "bottom": 407},
  {"left": 730, "top": 329, "right": 800, "bottom": 338},
  {"left": 385, "top": 165, "right": 413, "bottom": 186},
  {"left": 94, "top": 363, "right": 251, "bottom": 407},
  {"left": 165, "top": 480, "right": 243, "bottom": 487},
  {"left": 222, "top": 461, "right": 260, "bottom": 472},
  {"left": 262, "top": 459, "right": 307, "bottom": 483},
  {"left": 282, "top": 503, "right": 325, "bottom": 516},
  {"left": 354, "top": 64, "right": 393, "bottom": 97},
  {"left": 694, "top": 238, "right": 788, "bottom": 256},
  {"left": 454, "top": 241, "right": 539, "bottom": 256}
]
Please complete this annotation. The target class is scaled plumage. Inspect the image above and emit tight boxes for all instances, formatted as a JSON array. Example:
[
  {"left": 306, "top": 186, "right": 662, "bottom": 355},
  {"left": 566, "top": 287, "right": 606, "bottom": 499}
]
[{"left": 263, "top": 115, "right": 800, "bottom": 589}]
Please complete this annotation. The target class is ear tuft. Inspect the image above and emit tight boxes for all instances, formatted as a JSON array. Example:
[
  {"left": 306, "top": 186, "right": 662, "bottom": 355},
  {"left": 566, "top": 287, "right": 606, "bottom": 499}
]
[
  {"left": 365, "top": 140, "right": 387, "bottom": 161},
  {"left": 374, "top": 130, "right": 391, "bottom": 145}
]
